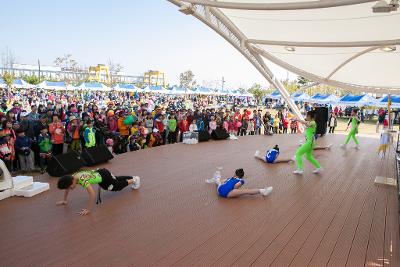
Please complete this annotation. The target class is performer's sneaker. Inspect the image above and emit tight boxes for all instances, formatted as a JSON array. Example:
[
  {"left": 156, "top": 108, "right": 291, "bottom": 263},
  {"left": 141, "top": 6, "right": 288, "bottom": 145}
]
[
  {"left": 327, "top": 144, "right": 333, "bottom": 149},
  {"left": 260, "top": 186, "right": 273, "bottom": 196},
  {"left": 131, "top": 176, "right": 141, "bottom": 189},
  {"left": 254, "top": 150, "right": 260, "bottom": 157},
  {"left": 293, "top": 170, "right": 304, "bottom": 175},
  {"left": 313, "top": 168, "right": 322, "bottom": 174},
  {"left": 206, "top": 178, "right": 216, "bottom": 184}
]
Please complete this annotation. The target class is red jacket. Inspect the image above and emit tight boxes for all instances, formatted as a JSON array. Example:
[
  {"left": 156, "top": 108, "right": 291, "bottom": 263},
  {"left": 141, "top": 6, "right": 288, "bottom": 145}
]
[
  {"left": 155, "top": 120, "right": 164, "bottom": 133},
  {"left": 178, "top": 120, "right": 189, "bottom": 132}
]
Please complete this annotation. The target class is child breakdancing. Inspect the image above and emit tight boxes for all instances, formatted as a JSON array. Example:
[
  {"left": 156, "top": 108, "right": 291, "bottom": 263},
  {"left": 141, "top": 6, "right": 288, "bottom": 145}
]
[
  {"left": 254, "top": 145, "right": 293, "bottom": 164},
  {"left": 206, "top": 168, "right": 273, "bottom": 198},
  {"left": 56, "top": 168, "right": 140, "bottom": 216}
]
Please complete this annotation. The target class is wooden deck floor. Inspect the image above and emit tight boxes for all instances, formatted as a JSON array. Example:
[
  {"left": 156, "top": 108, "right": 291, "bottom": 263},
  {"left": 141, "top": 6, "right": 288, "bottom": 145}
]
[{"left": 0, "top": 134, "right": 399, "bottom": 267}]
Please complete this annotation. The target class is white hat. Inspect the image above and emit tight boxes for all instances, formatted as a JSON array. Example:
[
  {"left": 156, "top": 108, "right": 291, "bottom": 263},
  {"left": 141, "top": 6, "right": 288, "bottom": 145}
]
[
  {"left": 21, "top": 111, "right": 29, "bottom": 117},
  {"left": 153, "top": 128, "right": 159, "bottom": 133}
]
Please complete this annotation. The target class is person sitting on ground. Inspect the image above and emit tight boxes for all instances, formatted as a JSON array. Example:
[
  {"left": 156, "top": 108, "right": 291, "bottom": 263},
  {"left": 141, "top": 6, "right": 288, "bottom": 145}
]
[
  {"left": 254, "top": 145, "right": 293, "bottom": 164},
  {"left": 206, "top": 168, "right": 273, "bottom": 198},
  {"left": 56, "top": 168, "right": 140, "bottom": 216}
]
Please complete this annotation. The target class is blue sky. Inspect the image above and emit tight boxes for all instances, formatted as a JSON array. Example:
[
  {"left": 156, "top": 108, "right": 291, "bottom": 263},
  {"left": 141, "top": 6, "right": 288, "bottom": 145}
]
[{"left": 1, "top": 0, "right": 295, "bottom": 89}]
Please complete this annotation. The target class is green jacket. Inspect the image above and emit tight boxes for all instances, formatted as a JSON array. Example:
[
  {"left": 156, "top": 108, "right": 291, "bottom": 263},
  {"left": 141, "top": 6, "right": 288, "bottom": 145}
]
[
  {"left": 169, "top": 119, "right": 177, "bottom": 132},
  {"left": 38, "top": 133, "right": 52, "bottom": 153}
]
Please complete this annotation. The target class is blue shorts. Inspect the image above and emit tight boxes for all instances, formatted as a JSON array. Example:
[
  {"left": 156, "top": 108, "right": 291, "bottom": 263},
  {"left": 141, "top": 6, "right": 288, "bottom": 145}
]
[
  {"left": 265, "top": 149, "right": 279, "bottom": 163},
  {"left": 217, "top": 178, "right": 244, "bottom": 198}
]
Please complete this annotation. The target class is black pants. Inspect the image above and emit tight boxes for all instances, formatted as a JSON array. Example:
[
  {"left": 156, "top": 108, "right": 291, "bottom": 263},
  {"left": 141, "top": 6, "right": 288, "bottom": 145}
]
[
  {"left": 168, "top": 131, "right": 177, "bottom": 144},
  {"left": 52, "top": 143, "right": 63, "bottom": 156},
  {"left": 97, "top": 168, "right": 133, "bottom": 191},
  {"left": 329, "top": 127, "right": 335, "bottom": 133}
]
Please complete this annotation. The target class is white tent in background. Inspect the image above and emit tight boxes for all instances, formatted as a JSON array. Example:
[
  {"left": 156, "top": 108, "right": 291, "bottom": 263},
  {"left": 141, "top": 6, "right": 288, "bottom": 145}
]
[
  {"left": 338, "top": 94, "right": 378, "bottom": 106},
  {"left": 291, "top": 91, "right": 310, "bottom": 102},
  {"left": 149, "top": 86, "right": 169, "bottom": 94},
  {"left": 142, "top": 85, "right": 151, "bottom": 93},
  {"left": 113, "top": 83, "right": 142, "bottom": 92},
  {"left": 308, "top": 93, "right": 339, "bottom": 105},
  {"left": 239, "top": 92, "right": 253, "bottom": 97},
  {"left": 36, "top": 81, "right": 72, "bottom": 91},
  {"left": 78, "top": 82, "right": 111, "bottom": 91},
  {"left": 265, "top": 90, "right": 281, "bottom": 100},
  {"left": 12, "top": 79, "right": 34, "bottom": 89}
]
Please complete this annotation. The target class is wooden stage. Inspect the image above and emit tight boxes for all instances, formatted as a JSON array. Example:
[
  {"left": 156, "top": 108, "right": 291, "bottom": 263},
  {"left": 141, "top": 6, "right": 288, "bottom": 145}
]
[{"left": 0, "top": 134, "right": 399, "bottom": 267}]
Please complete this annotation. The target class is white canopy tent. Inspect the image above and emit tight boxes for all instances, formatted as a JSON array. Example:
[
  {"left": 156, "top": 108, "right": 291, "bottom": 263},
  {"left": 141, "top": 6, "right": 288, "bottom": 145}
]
[
  {"left": 36, "top": 81, "right": 76, "bottom": 91},
  {"left": 169, "top": 0, "right": 400, "bottom": 119}
]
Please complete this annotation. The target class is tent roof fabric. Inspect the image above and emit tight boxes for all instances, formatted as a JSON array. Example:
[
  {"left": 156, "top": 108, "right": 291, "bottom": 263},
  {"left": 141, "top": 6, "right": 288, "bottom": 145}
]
[{"left": 171, "top": 0, "right": 400, "bottom": 93}]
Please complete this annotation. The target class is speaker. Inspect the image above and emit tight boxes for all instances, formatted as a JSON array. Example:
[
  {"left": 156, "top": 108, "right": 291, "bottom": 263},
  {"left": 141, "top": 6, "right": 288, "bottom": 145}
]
[
  {"left": 198, "top": 131, "right": 211, "bottom": 142},
  {"left": 81, "top": 144, "right": 114, "bottom": 166},
  {"left": 315, "top": 107, "right": 329, "bottom": 135},
  {"left": 211, "top": 128, "right": 230, "bottom": 140},
  {"left": 47, "top": 152, "right": 84, "bottom": 177}
]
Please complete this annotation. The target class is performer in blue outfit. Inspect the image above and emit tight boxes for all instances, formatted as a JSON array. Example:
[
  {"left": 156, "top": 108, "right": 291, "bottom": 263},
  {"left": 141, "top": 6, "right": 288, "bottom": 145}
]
[
  {"left": 254, "top": 145, "right": 293, "bottom": 164},
  {"left": 207, "top": 168, "right": 273, "bottom": 198}
]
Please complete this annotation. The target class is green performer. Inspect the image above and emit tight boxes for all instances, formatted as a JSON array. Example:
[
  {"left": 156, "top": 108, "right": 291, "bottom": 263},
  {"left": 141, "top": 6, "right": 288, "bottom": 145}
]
[
  {"left": 292, "top": 111, "right": 322, "bottom": 175},
  {"left": 341, "top": 109, "right": 360, "bottom": 149}
]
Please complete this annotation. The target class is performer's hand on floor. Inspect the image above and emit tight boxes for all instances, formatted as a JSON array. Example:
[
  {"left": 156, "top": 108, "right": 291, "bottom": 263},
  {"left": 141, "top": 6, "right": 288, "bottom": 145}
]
[
  {"left": 56, "top": 200, "right": 67, "bottom": 206},
  {"left": 78, "top": 209, "right": 90, "bottom": 216}
]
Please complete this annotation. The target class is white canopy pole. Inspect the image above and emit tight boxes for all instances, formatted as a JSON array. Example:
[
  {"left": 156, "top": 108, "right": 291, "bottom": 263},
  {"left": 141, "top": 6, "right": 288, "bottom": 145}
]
[{"left": 180, "top": 0, "right": 378, "bottom": 10}]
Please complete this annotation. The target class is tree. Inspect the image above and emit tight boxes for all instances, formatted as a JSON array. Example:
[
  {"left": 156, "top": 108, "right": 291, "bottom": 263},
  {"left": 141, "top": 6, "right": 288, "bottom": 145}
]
[
  {"left": 179, "top": 70, "right": 196, "bottom": 88},
  {"left": 107, "top": 59, "right": 124, "bottom": 85},
  {"left": 2, "top": 71, "right": 15, "bottom": 96},
  {"left": 248, "top": 83, "right": 268, "bottom": 104},
  {"left": 54, "top": 54, "right": 78, "bottom": 71},
  {"left": 297, "top": 76, "right": 312, "bottom": 87},
  {"left": 21, "top": 74, "right": 41, "bottom": 85},
  {"left": 282, "top": 80, "right": 299, "bottom": 94}
]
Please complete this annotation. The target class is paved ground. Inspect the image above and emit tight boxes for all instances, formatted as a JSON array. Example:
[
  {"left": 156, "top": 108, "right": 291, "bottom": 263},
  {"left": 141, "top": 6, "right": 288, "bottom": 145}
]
[{"left": 0, "top": 134, "right": 398, "bottom": 267}]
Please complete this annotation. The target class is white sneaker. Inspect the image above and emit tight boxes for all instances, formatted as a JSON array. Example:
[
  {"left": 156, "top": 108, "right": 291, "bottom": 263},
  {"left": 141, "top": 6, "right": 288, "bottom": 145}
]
[
  {"left": 340, "top": 144, "right": 347, "bottom": 149},
  {"left": 313, "top": 168, "right": 322, "bottom": 174},
  {"left": 260, "top": 186, "right": 273, "bottom": 196},
  {"left": 131, "top": 176, "right": 140, "bottom": 189},
  {"left": 327, "top": 144, "right": 333, "bottom": 150},
  {"left": 255, "top": 150, "right": 260, "bottom": 157},
  {"left": 293, "top": 170, "right": 304, "bottom": 175},
  {"left": 206, "top": 178, "right": 216, "bottom": 184}
]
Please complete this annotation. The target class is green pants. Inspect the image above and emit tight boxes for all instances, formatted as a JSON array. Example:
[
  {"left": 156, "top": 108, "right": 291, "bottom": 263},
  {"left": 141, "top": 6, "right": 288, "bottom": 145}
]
[
  {"left": 345, "top": 130, "right": 359, "bottom": 145},
  {"left": 295, "top": 141, "right": 320, "bottom": 170}
]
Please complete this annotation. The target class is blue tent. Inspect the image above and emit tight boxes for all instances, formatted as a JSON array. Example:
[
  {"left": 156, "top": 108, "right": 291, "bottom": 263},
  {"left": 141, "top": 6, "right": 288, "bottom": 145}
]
[
  {"left": 36, "top": 81, "right": 75, "bottom": 90},
  {"left": 113, "top": 83, "right": 143, "bottom": 92},
  {"left": 291, "top": 91, "right": 310, "bottom": 101},
  {"left": 149, "top": 85, "right": 168, "bottom": 94},
  {"left": 193, "top": 87, "right": 213, "bottom": 95},
  {"left": 12, "top": 79, "right": 34, "bottom": 89},
  {"left": 78, "top": 82, "right": 111, "bottom": 91},
  {"left": 308, "top": 93, "right": 339, "bottom": 104},
  {"left": 169, "top": 86, "right": 188, "bottom": 95},
  {"left": 266, "top": 90, "right": 281, "bottom": 100},
  {"left": 377, "top": 95, "right": 400, "bottom": 108},
  {"left": 338, "top": 94, "right": 377, "bottom": 106}
]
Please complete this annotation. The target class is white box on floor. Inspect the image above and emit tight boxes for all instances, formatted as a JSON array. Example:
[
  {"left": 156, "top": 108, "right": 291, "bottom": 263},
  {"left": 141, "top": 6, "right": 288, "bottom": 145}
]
[
  {"left": 13, "top": 182, "right": 49, "bottom": 198},
  {"left": 12, "top": 176, "right": 33, "bottom": 190},
  {"left": 0, "top": 189, "right": 13, "bottom": 201}
]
